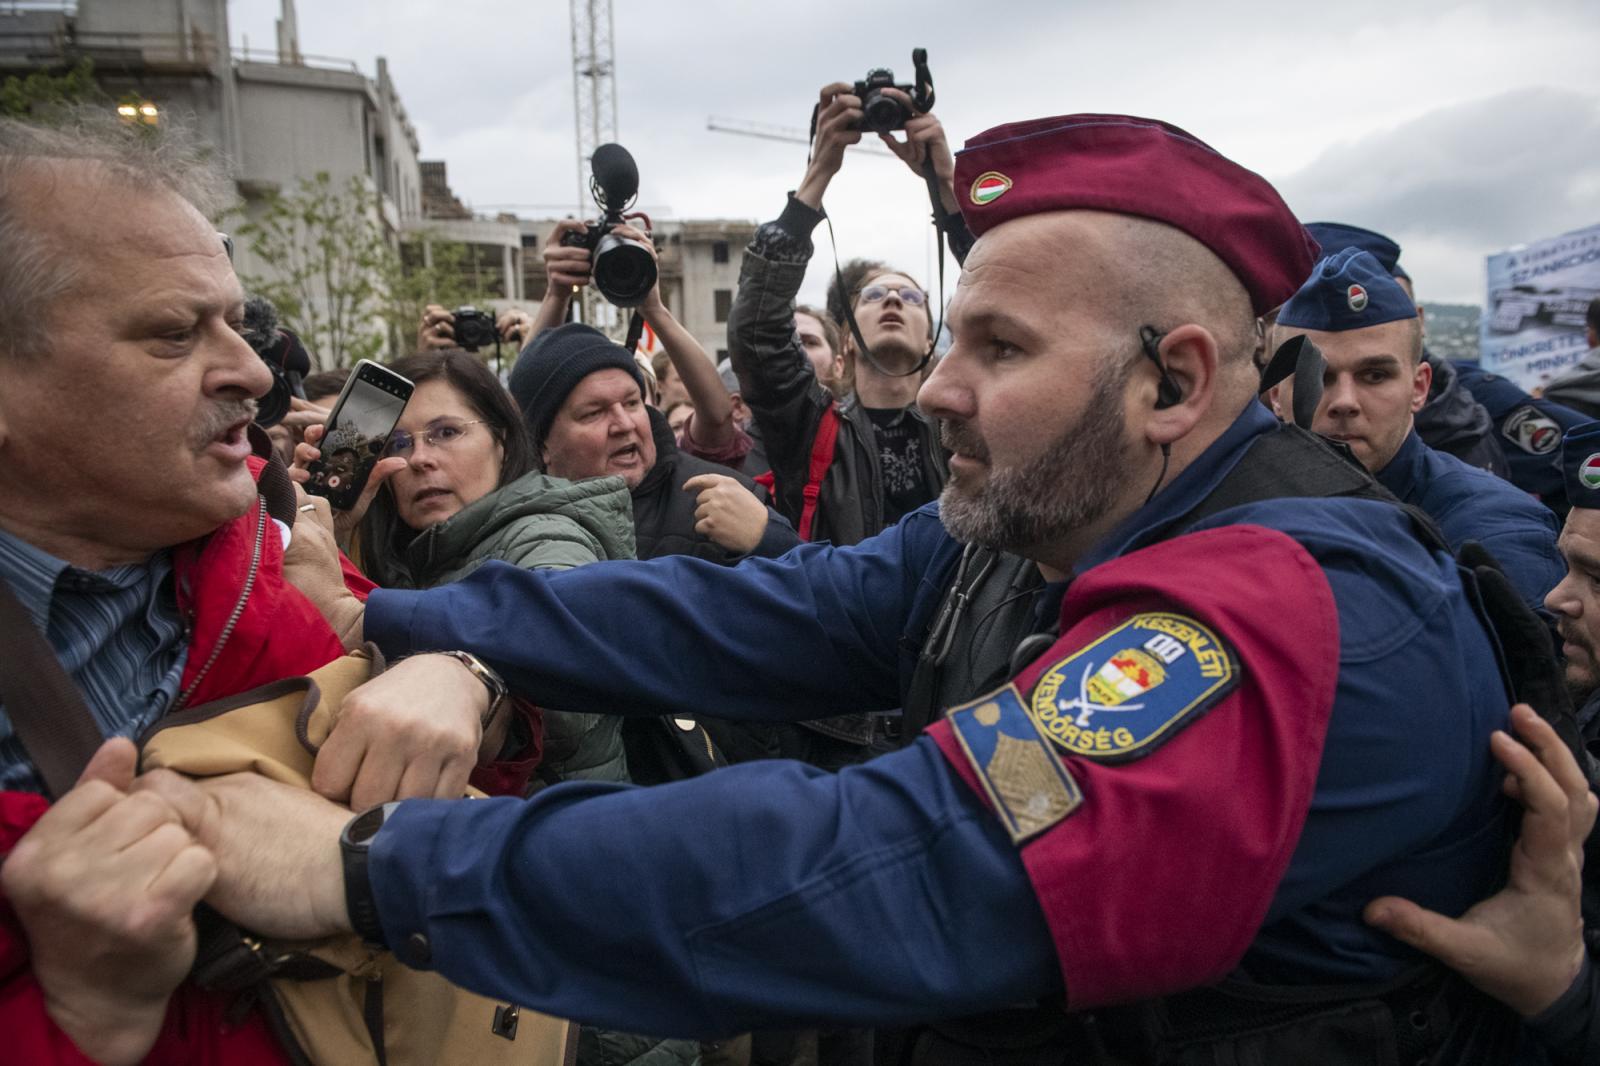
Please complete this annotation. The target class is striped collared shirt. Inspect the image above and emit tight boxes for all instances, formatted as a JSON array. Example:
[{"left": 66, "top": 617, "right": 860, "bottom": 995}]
[{"left": 0, "top": 527, "right": 188, "bottom": 795}]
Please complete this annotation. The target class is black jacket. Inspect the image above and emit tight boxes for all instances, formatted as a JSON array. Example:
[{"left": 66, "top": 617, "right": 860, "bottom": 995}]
[
  {"left": 1415, "top": 350, "right": 1510, "bottom": 478},
  {"left": 630, "top": 406, "right": 798, "bottom": 563},
  {"left": 727, "top": 195, "right": 949, "bottom": 547}
]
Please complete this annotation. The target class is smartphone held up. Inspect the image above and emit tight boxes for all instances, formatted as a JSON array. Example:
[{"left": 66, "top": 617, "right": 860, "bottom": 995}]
[{"left": 304, "top": 360, "right": 414, "bottom": 510}]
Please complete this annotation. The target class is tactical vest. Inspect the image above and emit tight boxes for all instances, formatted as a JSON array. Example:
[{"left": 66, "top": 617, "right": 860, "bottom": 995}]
[{"left": 895, "top": 423, "right": 1567, "bottom": 1066}]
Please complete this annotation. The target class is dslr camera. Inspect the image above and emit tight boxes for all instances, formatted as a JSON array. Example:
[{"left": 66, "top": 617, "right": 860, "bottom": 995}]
[
  {"left": 450, "top": 306, "right": 498, "bottom": 352},
  {"left": 561, "top": 143, "right": 657, "bottom": 308},
  {"left": 849, "top": 48, "right": 935, "bottom": 134}
]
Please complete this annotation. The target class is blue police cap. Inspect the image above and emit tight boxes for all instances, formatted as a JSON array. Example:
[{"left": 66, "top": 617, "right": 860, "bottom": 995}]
[
  {"left": 1562, "top": 421, "right": 1600, "bottom": 510},
  {"left": 1304, "top": 222, "right": 1403, "bottom": 276},
  {"left": 1277, "top": 249, "right": 1419, "bottom": 333}
]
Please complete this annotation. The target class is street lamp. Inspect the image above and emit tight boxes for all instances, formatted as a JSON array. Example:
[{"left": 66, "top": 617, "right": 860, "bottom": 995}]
[{"left": 115, "top": 101, "right": 160, "bottom": 126}]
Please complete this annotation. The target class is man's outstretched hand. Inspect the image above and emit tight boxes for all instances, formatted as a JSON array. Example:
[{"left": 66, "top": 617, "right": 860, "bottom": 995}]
[{"left": 1365, "top": 704, "right": 1596, "bottom": 1017}]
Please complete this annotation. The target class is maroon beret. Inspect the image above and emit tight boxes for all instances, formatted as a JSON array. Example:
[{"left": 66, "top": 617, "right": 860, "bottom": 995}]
[{"left": 955, "top": 114, "right": 1319, "bottom": 316}]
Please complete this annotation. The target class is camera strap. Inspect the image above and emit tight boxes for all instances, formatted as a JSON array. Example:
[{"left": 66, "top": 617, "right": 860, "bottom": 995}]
[{"left": 623, "top": 309, "right": 646, "bottom": 355}]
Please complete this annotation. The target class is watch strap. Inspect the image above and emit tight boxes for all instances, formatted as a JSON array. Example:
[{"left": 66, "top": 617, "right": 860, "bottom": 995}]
[
  {"left": 439, "top": 650, "right": 508, "bottom": 726},
  {"left": 341, "top": 801, "right": 400, "bottom": 947}
]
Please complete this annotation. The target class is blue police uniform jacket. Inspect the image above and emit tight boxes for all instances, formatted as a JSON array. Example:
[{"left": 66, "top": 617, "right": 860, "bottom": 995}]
[
  {"left": 357, "top": 400, "right": 1513, "bottom": 1038},
  {"left": 1376, "top": 428, "right": 1563, "bottom": 612},
  {"left": 1454, "top": 361, "right": 1590, "bottom": 509}
]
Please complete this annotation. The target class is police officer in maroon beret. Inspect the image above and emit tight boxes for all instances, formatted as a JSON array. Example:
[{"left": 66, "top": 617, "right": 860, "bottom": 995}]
[{"left": 149, "top": 116, "right": 1530, "bottom": 1064}]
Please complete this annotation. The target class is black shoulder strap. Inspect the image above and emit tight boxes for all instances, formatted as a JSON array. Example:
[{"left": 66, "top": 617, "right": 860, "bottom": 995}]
[
  {"left": 1158, "top": 423, "right": 1584, "bottom": 770},
  {"left": 0, "top": 576, "right": 104, "bottom": 798},
  {"left": 901, "top": 543, "right": 999, "bottom": 740},
  {"left": 1165, "top": 423, "right": 1387, "bottom": 535}
]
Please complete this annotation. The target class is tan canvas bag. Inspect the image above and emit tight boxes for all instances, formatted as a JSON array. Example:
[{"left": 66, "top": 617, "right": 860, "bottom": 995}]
[{"left": 140, "top": 646, "right": 574, "bottom": 1066}]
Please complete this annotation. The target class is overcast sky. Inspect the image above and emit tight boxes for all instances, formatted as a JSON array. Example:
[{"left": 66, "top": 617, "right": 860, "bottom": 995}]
[{"left": 228, "top": 0, "right": 1600, "bottom": 307}]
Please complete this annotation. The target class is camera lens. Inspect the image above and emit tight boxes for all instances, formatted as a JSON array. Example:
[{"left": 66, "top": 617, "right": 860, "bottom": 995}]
[
  {"left": 861, "top": 92, "right": 905, "bottom": 133},
  {"left": 254, "top": 368, "right": 292, "bottom": 428},
  {"left": 453, "top": 312, "right": 496, "bottom": 352},
  {"left": 593, "top": 233, "right": 657, "bottom": 308}
]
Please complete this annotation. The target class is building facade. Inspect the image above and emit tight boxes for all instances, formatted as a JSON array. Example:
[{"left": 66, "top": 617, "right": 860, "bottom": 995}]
[
  {"left": 1, "top": 0, "right": 422, "bottom": 367},
  {"left": 2, "top": 0, "right": 757, "bottom": 366}
]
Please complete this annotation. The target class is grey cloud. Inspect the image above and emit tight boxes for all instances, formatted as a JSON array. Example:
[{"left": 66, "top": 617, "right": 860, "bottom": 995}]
[{"left": 1274, "top": 87, "right": 1600, "bottom": 301}]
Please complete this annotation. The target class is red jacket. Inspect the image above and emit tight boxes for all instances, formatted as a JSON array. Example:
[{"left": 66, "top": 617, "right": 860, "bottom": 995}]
[{"left": 0, "top": 459, "right": 533, "bottom": 1063}]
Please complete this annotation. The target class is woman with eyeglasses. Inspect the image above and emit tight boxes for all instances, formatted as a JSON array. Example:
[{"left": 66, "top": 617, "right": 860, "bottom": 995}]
[{"left": 322, "top": 349, "right": 638, "bottom": 785}]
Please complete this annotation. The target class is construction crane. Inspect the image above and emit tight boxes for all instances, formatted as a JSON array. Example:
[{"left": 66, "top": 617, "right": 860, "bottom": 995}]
[
  {"left": 706, "top": 116, "right": 895, "bottom": 157},
  {"left": 569, "top": 0, "right": 618, "bottom": 332}
]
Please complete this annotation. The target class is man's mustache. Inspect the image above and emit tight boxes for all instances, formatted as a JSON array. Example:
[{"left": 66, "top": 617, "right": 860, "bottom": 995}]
[
  {"left": 190, "top": 399, "right": 259, "bottom": 450},
  {"left": 940, "top": 421, "right": 990, "bottom": 462},
  {"left": 1558, "top": 621, "right": 1595, "bottom": 657}
]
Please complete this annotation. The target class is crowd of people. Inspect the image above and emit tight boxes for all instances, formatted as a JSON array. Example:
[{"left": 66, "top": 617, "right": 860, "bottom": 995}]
[{"left": 0, "top": 79, "right": 1598, "bottom": 1066}]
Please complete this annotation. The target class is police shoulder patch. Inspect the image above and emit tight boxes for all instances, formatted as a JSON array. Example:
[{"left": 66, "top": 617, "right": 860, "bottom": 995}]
[
  {"left": 1502, "top": 405, "right": 1561, "bottom": 455},
  {"left": 946, "top": 683, "right": 1082, "bottom": 845},
  {"left": 1027, "top": 611, "right": 1239, "bottom": 763}
]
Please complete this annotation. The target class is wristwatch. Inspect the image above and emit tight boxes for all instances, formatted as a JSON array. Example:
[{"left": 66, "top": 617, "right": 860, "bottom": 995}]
[
  {"left": 341, "top": 801, "right": 401, "bottom": 947},
  {"left": 439, "top": 649, "right": 509, "bottom": 730}
]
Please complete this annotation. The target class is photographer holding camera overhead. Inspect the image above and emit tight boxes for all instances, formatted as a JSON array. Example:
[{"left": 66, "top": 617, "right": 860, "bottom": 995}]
[
  {"left": 729, "top": 55, "right": 958, "bottom": 554},
  {"left": 720, "top": 56, "right": 959, "bottom": 772}
]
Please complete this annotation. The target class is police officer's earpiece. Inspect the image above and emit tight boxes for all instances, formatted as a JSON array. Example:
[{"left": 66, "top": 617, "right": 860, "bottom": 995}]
[{"left": 1139, "top": 326, "right": 1182, "bottom": 409}]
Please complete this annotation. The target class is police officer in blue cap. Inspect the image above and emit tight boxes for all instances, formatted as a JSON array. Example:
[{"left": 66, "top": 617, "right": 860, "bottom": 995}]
[
  {"left": 1303, "top": 222, "right": 1510, "bottom": 479},
  {"left": 1270, "top": 248, "right": 1563, "bottom": 612}
]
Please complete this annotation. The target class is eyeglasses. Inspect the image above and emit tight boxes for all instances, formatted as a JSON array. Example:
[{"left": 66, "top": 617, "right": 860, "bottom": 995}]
[
  {"left": 857, "top": 284, "right": 926, "bottom": 307},
  {"left": 384, "top": 419, "right": 488, "bottom": 458}
]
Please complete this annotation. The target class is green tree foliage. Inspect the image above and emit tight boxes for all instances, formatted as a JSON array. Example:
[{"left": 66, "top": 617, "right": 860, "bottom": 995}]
[
  {"left": 233, "top": 172, "right": 393, "bottom": 366},
  {"left": 0, "top": 58, "right": 103, "bottom": 118},
  {"left": 235, "top": 172, "right": 499, "bottom": 366},
  {"left": 381, "top": 239, "right": 496, "bottom": 357}
]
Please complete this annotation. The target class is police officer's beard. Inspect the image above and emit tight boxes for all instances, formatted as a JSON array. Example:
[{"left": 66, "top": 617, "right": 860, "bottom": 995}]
[
  {"left": 938, "top": 363, "right": 1131, "bottom": 554},
  {"left": 1559, "top": 622, "right": 1600, "bottom": 705}
]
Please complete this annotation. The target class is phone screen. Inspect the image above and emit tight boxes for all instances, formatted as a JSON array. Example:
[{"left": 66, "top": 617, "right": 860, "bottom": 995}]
[{"left": 305, "top": 361, "right": 413, "bottom": 509}]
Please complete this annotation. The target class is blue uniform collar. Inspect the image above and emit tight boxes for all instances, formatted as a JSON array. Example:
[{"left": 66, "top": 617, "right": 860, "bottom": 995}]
[
  {"left": 1076, "top": 400, "right": 1280, "bottom": 573},
  {"left": 1374, "top": 429, "right": 1425, "bottom": 502}
]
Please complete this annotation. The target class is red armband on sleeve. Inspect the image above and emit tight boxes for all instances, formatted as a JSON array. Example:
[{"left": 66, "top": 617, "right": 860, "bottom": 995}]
[{"left": 928, "top": 525, "right": 1341, "bottom": 1008}]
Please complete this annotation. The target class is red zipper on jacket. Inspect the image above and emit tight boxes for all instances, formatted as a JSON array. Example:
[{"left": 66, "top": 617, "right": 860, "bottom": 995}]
[{"left": 170, "top": 496, "right": 267, "bottom": 713}]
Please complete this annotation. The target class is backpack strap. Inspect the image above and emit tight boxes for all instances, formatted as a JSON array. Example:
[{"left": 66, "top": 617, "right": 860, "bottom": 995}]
[
  {"left": 752, "top": 404, "right": 842, "bottom": 543},
  {"left": 798, "top": 405, "right": 842, "bottom": 542},
  {"left": 0, "top": 575, "right": 105, "bottom": 798}
]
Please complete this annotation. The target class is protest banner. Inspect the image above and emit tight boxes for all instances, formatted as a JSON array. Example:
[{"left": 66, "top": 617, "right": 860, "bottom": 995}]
[{"left": 1481, "top": 222, "right": 1600, "bottom": 389}]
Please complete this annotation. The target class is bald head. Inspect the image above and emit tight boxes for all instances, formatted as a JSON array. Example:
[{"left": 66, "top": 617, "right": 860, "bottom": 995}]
[
  {"left": 953, "top": 210, "right": 1260, "bottom": 400},
  {"left": 1090, "top": 212, "right": 1260, "bottom": 372}
]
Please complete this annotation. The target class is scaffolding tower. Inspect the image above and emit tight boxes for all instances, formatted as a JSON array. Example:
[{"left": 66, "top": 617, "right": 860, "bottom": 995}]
[{"left": 569, "top": 0, "right": 618, "bottom": 333}]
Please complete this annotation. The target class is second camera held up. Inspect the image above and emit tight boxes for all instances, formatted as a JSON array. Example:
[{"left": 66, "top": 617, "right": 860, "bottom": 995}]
[{"left": 561, "top": 143, "right": 657, "bottom": 308}]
